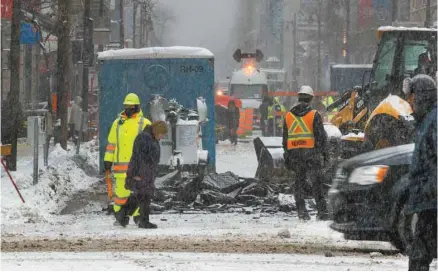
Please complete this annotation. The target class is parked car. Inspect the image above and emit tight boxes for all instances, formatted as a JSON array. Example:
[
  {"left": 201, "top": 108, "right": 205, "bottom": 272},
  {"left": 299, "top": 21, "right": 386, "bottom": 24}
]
[{"left": 328, "top": 143, "right": 415, "bottom": 252}]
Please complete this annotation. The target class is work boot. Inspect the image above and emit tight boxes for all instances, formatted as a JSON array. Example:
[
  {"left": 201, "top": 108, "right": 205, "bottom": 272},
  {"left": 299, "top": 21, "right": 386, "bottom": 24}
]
[
  {"left": 316, "top": 212, "right": 330, "bottom": 221},
  {"left": 138, "top": 220, "right": 157, "bottom": 229},
  {"left": 114, "top": 209, "right": 129, "bottom": 227},
  {"left": 113, "top": 216, "right": 129, "bottom": 227},
  {"left": 296, "top": 199, "right": 310, "bottom": 221},
  {"left": 298, "top": 211, "right": 311, "bottom": 221}
]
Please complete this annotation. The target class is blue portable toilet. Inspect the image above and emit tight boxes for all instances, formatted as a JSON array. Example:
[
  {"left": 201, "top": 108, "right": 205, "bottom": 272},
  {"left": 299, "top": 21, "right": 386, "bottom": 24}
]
[{"left": 97, "top": 46, "right": 215, "bottom": 172}]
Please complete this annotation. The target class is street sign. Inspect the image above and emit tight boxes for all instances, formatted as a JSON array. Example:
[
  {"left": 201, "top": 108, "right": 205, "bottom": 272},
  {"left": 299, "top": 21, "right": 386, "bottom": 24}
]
[
  {"left": 20, "top": 22, "right": 41, "bottom": 44},
  {"left": 1, "top": 0, "right": 12, "bottom": 20}
]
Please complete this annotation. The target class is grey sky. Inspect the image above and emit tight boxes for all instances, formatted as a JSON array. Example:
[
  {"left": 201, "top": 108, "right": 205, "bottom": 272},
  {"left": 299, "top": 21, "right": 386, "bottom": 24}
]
[{"left": 157, "top": 0, "right": 240, "bottom": 80}]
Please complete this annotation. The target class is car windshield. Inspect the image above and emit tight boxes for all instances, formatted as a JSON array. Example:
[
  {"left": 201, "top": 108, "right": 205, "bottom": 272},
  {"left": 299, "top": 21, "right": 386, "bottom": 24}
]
[{"left": 230, "top": 84, "right": 267, "bottom": 99}]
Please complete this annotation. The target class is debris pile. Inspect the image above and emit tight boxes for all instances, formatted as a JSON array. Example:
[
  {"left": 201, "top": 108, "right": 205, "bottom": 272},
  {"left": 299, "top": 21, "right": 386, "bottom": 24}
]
[{"left": 149, "top": 171, "right": 316, "bottom": 215}]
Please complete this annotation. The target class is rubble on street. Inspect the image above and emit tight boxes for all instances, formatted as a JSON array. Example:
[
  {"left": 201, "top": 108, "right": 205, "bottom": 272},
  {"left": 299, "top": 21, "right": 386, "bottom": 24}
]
[{"left": 145, "top": 170, "right": 318, "bottom": 215}]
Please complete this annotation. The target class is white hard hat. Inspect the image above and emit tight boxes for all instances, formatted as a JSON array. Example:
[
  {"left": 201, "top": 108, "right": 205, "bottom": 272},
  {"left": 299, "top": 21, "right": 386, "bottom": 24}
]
[{"left": 298, "top": 85, "right": 314, "bottom": 96}]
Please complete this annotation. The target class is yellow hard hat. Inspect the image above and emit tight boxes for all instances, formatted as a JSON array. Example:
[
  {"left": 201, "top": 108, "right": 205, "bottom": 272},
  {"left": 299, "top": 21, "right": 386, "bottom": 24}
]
[
  {"left": 123, "top": 93, "right": 140, "bottom": 105},
  {"left": 274, "top": 97, "right": 280, "bottom": 103}
]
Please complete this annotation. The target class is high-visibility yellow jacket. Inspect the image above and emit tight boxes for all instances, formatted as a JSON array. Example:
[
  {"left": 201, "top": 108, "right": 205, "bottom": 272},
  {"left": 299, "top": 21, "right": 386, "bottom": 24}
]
[
  {"left": 322, "top": 96, "right": 336, "bottom": 121},
  {"left": 267, "top": 103, "right": 287, "bottom": 119},
  {"left": 104, "top": 110, "right": 151, "bottom": 178},
  {"left": 268, "top": 102, "right": 287, "bottom": 129}
]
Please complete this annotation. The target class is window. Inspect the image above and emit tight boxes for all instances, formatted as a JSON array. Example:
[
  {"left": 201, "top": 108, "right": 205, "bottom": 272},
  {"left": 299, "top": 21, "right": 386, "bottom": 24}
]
[
  {"left": 230, "top": 84, "right": 267, "bottom": 99},
  {"left": 403, "top": 41, "right": 429, "bottom": 74},
  {"left": 373, "top": 37, "right": 397, "bottom": 89}
]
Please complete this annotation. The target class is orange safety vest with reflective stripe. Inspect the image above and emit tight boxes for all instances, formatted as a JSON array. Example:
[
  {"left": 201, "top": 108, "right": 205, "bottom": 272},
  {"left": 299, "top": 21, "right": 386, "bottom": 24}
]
[
  {"left": 104, "top": 110, "right": 151, "bottom": 179},
  {"left": 285, "top": 110, "right": 316, "bottom": 150}
]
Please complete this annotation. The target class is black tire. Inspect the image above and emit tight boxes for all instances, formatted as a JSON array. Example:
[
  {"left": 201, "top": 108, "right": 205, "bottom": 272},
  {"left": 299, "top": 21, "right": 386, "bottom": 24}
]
[{"left": 390, "top": 203, "right": 414, "bottom": 253}]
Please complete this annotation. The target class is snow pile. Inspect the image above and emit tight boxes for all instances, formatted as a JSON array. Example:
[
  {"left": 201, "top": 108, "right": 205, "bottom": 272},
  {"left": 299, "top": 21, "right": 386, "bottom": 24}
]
[
  {"left": 1, "top": 139, "right": 100, "bottom": 224},
  {"left": 324, "top": 124, "right": 342, "bottom": 139},
  {"left": 378, "top": 25, "right": 436, "bottom": 32},
  {"left": 341, "top": 132, "right": 365, "bottom": 140}
]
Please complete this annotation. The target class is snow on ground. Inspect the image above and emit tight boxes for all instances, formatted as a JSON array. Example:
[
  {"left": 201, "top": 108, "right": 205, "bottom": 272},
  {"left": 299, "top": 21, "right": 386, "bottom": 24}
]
[
  {"left": 2, "top": 137, "right": 411, "bottom": 272},
  {"left": 1, "top": 251, "right": 417, "bottom": 271},
  {"left": 1, "top": 212, "right": 396, "bottom": 253},
  {"left": 1, "top": 139, "right": 398, "bottom": 253},
  {"left": 215, "top": 140, "right": 257, "bottom": 178},
  {"left": 1, "top": 139, "right": 100, "bottom": 224}
]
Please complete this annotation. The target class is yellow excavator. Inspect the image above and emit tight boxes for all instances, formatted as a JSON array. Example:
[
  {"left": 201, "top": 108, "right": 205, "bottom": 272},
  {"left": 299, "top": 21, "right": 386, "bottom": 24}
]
[
  {"left": 328, "top": 25, "right": 437, "bottom": 154},
  {"left": 254, "top": 25, "right": 437, "bottom": 183}
]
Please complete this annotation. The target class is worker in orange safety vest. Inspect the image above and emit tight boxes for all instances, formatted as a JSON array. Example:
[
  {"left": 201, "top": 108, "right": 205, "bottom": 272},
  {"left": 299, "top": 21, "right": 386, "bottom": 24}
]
[{"left": 282, "top": 85, "right": 330, "bottom": 221}]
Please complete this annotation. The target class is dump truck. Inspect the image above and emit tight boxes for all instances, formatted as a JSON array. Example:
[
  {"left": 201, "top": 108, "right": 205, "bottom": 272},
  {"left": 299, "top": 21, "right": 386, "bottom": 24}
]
[{"left": 254, "top": 24, "right": 437, "bottom": 188}]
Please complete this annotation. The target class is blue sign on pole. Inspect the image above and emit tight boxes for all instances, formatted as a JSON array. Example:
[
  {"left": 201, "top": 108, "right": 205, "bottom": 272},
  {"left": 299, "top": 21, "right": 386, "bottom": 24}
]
[
  {"left": 20, "top": 22, "right": 41, "bottom": 44},
  {"left": 372, "top": 0, "right": 392, "bottom": 22}
]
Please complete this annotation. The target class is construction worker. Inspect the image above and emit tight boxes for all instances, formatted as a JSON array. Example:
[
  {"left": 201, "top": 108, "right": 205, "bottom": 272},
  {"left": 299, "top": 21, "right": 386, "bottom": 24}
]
[
  {"left": 322, "top": 95, "right": 335, "bottom": 122},
  {"left": 103, "top": 93, "right": 151, "bottom": 227},
  {"left": 403, "top": 75, "right": 437, "bottom": 271},
  {"left": 282, "top": 85, "right": 329, "bottom": 221},
  {"left": 267, "top": 97, "right": 286, "bottom": 136}
]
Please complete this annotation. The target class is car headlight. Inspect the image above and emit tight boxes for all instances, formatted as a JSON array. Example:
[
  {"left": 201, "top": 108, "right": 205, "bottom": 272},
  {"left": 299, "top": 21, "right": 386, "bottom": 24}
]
[{"left": 348, "top": 165, "right": 389, "bottom": 185}]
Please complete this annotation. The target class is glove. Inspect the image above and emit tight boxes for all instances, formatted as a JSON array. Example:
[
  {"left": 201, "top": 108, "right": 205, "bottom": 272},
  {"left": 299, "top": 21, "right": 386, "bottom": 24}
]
[{"left": 103, "top": 161, "right": 112, "bottom": 172}]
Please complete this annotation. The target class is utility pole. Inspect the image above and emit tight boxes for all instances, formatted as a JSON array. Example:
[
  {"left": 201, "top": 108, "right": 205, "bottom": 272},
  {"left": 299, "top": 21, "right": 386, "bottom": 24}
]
[
  {"left": 292, "top": 12, "right": 297, "bottom": 91},
  {"left": 119, "top": 0, "right": 125, "bottom": 48},
  {"left": 133, "top": 1, "right": 138, "bottom": 48},
  {"left": 57, "top": 0, "right": 73, "bottom": 150},
  {"left": 345, "top": 0, "right": 350, "bottom": 64},
  {"left": 99, "top": 0, "right": 105, "bottom": 52},
  {"left": 140, "top": 3, "right": 145, "bottom": 47},
  {"left": 7, "top": 0, "right": 22, "bottom": 171},
  {"left": 425, "top": 0, "right": 431, "bottom": 27},
  {"left": 392, "top": 0, "right": 398, "bottom": 22},
  {"left": 316, "top": 3, "right": 321, "bottom": 94},
  {"left": 82, "top": 0, "right": 91, "bottom": 143}
]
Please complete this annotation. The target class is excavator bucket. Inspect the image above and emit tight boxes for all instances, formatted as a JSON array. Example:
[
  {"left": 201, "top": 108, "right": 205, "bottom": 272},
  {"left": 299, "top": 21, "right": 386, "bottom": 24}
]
[{"left": 254, "top": 124, "right": 343, "bottom": 186}]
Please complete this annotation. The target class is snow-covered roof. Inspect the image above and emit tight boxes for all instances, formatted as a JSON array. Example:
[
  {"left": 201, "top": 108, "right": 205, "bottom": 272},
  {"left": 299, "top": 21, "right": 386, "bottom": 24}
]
[
  {"left": 331, "top": 64, "right": 373, "bottom": 69},
  {"left": 259, "top": 68, "right": 287, "bottom": 73},
  {"left": 98, "top": 46, "right": 214, "bottom": 60},
  {"left": 230, "top": 69, "right": 268, "bottom": 85},
  {"left": 378, "top": 26, "right": 437, "bottom": 32}
]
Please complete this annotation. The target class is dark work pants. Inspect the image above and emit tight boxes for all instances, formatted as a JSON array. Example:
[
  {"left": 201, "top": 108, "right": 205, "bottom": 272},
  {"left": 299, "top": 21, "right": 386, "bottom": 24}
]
[
  {"left": 229, "top": 128, "right": 237, "bottom": 145},
  {"left": 408, "top": 210, "right": 437, "bottom": 271},
  {"left": 290, "top": 160, "right": 328, "bottom": 216},
  {"left": 137, "top": 193, "right": 152, "bottom": 224},
  {"left": 260, "top": 118, "right": 267, "bottom": 136},
  {"left": 68, "top": 124, "right": 75, "bottom": 140},
  {"left": 267, "top": 119, "right": 274, "bottom": 136}
]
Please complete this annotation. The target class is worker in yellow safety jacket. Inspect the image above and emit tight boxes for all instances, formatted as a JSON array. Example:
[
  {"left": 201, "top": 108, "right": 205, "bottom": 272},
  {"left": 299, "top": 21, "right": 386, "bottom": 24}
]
[
  {"left": 322, "top": 95, "right": 336, "bottom": 122},
  {"left": 267, "top": 97, "right": 286, "bottom": 136},
  {"left": 282, "top": 85, "right": 329, "bottom": 221},
  {"left": 104, "top": 93, "right": 151, "bottom": 227}
]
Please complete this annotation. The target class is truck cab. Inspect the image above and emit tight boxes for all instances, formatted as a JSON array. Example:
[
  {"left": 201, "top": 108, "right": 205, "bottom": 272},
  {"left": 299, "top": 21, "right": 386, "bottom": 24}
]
[
  {"left": 367, "top": 26, "right": 437, "bottom": 110},
  {"left": 229, "top": 65, "right": 268, "bottom": 110}
]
